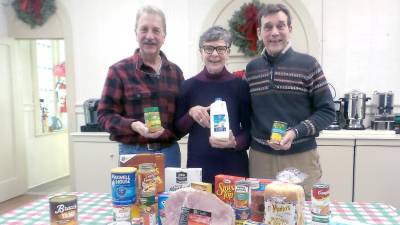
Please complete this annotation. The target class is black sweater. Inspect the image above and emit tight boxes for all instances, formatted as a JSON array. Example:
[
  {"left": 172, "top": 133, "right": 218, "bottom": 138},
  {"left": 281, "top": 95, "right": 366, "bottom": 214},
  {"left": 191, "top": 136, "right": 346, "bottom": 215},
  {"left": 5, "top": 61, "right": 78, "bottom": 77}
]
[{"left": 246, "top": 47, "right": 335, "bottom": 155}]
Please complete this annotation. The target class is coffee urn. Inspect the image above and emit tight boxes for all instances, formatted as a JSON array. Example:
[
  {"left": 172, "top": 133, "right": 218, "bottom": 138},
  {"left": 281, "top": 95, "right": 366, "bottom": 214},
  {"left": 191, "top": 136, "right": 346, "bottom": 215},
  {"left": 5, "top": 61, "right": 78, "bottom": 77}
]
[
  {"left": 342, "top": 90, "right": 370, "bottom": 130},
  {"left": 370, "top": 91, "right": 395, "bottom": 130}
]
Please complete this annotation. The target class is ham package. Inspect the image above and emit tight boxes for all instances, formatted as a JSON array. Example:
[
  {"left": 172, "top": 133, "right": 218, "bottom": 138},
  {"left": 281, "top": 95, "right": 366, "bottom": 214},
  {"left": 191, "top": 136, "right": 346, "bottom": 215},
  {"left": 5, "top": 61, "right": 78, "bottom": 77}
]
[{"left": 165, "top": 187, "right": 235, "bottom": 225}]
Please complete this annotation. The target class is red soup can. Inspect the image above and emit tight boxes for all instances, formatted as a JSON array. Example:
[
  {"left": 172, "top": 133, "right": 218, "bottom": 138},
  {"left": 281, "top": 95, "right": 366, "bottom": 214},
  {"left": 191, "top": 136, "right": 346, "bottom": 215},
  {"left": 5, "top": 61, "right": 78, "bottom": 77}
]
[{"left": 311, "top": 183, "right": 330, "bottom": 216}]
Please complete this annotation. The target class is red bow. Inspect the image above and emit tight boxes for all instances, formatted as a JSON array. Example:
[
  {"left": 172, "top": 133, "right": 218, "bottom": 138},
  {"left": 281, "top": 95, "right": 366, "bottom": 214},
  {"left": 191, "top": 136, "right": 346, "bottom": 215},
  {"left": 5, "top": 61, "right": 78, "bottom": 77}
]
[
  {"left": 19, "top": 0, "right": 29, "bottom": 11},
  {"left": 239, "top": 3, "right": 259, "bottom": 52},
  {"left": 19, "top": 0, "right": 43, "bottom": 22},
  {"left": 233, "top": 70, "right": 246, "bottom": 79}
]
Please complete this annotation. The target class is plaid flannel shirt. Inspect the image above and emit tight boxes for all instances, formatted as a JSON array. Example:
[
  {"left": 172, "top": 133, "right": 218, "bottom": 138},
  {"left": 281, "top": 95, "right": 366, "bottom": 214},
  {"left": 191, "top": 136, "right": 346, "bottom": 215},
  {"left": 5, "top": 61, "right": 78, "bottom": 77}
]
[{"left": 97, "top": 49, "right": 184, "bottom": 144}]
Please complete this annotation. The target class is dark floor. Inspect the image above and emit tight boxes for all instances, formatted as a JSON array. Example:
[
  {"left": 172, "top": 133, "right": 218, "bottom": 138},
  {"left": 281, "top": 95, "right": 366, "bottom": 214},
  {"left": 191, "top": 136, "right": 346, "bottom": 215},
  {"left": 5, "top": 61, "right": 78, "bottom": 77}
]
[{"left": 0, "top": 176, "right": 71, "bottom": 215}]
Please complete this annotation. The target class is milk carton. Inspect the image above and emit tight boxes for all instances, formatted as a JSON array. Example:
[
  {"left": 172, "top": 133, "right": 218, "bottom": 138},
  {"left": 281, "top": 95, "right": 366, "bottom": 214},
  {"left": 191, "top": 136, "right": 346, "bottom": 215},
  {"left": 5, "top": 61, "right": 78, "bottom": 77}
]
[{"left": 210, "top": 98, "right": 229, "bottom": 139}]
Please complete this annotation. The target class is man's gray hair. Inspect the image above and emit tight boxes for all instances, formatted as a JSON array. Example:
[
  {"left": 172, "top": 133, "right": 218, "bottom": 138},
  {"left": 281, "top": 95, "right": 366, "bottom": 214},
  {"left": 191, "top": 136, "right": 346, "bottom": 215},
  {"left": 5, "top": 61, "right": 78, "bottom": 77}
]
[
  {"left": 135, "top": 5, "right": 167, "bottom": 34},
  {"left": 199, "top": 26, "right": 232, "bottom": 49}
]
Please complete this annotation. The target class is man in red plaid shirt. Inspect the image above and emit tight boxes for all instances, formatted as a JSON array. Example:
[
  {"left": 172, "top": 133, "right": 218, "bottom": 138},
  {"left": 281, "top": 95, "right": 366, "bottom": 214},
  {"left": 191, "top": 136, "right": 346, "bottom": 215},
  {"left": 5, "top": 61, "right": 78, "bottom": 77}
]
[{"left": 97, "top": 5, "right": 184, "bottom": 167}]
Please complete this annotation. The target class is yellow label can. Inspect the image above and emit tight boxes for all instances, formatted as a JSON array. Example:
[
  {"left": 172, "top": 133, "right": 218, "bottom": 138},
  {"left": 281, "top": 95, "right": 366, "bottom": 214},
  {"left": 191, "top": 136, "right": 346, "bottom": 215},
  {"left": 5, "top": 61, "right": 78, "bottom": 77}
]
[{"left": 270, "top": 121, "right": 288, "bottom": 142}]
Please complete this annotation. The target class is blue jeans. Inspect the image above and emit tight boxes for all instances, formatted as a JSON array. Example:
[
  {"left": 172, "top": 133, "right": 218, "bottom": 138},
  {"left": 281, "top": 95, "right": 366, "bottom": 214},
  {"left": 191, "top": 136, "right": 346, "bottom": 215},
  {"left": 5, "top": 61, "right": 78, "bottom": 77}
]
[{"left": 119, "top": 142, "right": 181, "bottom": 167}]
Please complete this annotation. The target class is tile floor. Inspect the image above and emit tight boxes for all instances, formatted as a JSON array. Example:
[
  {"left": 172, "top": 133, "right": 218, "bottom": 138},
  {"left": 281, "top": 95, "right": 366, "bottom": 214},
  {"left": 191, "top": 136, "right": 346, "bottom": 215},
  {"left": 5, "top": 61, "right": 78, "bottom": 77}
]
[{"left": 0, "top": 176, "right": 71, "bottom": 215}]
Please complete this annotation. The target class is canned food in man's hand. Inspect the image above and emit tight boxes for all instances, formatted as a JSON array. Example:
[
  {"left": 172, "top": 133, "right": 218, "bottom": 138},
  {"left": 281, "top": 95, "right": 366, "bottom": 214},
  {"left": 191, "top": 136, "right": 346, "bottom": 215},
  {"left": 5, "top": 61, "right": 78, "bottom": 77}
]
[{"left": 270, "top": 121, "right": 288, "bottom": 142}]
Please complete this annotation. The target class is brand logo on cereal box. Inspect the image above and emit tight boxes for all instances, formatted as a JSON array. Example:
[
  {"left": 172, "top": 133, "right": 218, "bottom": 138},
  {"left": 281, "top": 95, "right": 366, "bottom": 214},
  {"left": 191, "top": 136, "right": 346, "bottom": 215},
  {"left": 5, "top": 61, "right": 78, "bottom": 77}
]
[
  {"left": 215, "top": 182, "right": 234, "bottom": 200},
  {"left": 176, "top": 172, "right": 188, "bottom": 184},
  {"left": 223, "top": 178, "right": 231, "bottom": 184}
]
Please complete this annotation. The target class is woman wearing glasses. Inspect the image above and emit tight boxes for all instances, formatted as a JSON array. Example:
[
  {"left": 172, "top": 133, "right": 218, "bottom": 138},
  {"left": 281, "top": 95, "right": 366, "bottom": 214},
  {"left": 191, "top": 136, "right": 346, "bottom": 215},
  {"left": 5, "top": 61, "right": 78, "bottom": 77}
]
[{"left": 175, "top": 26, "right": 250, "bottom": 187}]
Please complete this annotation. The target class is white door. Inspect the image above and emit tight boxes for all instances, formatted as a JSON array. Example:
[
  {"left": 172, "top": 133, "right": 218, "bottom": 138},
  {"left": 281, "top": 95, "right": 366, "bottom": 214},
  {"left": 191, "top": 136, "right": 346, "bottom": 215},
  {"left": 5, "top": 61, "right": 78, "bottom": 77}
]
[{"left": 0, "top": 39, "right": 27, "bottom": 202}]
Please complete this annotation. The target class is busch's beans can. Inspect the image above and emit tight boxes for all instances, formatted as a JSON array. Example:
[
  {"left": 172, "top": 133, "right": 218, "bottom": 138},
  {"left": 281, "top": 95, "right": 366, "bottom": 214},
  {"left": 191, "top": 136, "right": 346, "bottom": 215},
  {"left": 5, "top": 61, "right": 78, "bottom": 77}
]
[{"left": 49, "top": 195, "right": 78, "bottom": 225}]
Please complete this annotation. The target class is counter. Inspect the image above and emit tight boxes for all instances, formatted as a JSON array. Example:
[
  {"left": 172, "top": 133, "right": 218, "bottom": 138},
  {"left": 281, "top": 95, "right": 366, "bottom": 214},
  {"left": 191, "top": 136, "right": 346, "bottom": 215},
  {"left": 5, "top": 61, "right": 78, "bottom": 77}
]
[{"left": 70, "top": 130, "right": 400, "bottom": 208}]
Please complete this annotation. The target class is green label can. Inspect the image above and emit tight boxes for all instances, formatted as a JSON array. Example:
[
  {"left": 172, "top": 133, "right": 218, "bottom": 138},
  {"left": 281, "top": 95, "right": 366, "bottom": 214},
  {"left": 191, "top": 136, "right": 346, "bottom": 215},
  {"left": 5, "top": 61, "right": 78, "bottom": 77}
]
[{"left": 144, "top": 107, "right": 162, "bottom": 133}]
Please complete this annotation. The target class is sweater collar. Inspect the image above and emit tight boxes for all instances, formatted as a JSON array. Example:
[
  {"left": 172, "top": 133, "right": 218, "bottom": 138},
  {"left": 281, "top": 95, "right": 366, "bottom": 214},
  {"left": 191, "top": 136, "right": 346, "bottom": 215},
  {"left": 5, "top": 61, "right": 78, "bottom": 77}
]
[
  {"left": 197, "top": 66, "right": 234, "bottom": 82},
  {"left": 262, "top": 42, "right": 292, "bottom": 64}
]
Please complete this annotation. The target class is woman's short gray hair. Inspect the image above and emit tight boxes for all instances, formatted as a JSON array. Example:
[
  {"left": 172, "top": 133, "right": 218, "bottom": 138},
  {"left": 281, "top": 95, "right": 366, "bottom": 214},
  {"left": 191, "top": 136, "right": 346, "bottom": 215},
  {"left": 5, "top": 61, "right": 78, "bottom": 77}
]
[
  {"left": 135, "top": 5, "right": 167, "bottom": 34},
  {"left": 199, "top": 26, "right": 232, "bottom": 49}
]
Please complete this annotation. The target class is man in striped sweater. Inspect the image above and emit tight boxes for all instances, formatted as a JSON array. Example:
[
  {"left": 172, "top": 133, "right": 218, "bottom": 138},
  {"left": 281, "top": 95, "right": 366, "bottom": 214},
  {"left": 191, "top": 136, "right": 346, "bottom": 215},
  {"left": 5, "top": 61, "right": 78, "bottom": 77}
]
[{"left": 245, "top": 3, "right": 335, "bottom": 198}]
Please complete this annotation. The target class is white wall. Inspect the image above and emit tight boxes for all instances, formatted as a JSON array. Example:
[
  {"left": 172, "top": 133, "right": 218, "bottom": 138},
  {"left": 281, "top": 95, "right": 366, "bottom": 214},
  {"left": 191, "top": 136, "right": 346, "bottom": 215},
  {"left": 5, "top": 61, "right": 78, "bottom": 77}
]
[
  {"left": 0, "top": 4, "right": 7, "bottom": 37},
  {"left": 322, "top": 0, "right": 400, "bottom": 101},
  {"left": 59, "top": 0, "right": 400, "bottom": 112}
]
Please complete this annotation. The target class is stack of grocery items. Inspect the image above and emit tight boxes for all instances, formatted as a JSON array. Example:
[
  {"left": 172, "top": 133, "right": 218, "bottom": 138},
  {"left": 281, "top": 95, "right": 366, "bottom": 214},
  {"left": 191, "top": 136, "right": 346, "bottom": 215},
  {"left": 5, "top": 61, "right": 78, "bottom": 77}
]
[{"left": 111, "top": 153, "right": 321, "bottom": 225}]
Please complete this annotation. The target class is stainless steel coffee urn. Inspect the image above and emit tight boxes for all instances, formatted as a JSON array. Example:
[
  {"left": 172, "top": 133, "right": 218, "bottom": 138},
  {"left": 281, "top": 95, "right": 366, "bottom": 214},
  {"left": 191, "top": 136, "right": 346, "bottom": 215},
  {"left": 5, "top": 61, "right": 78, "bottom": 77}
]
[
  {"left": 371, "top": 91, "right": 395, "bottom": 130},
  {"left": 342, "top": 90, "right": 370, "bottom": 130}
]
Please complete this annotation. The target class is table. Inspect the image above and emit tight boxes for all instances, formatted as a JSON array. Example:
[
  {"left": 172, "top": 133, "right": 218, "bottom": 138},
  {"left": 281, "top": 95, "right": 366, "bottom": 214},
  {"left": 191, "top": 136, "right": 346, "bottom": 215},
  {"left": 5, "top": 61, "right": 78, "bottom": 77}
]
[{"left": 0, "top": 192, "right": 399, "bottom": 224}]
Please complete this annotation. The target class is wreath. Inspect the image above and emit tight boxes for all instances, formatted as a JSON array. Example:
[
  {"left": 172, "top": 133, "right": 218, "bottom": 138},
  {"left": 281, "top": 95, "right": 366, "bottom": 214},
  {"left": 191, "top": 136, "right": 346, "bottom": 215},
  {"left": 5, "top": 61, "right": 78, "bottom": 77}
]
[
  {"left": 228, "top": 0, "right": 266, "bottom": 57},
  {"left": 12, "top": 0, "right": 57, "bottom": 28}
]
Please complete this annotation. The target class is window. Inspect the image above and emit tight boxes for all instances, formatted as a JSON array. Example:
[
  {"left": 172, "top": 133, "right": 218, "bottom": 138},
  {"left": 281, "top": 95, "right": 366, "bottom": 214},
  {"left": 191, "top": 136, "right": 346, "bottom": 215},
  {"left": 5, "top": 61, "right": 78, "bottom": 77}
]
[{"left": 32, "top": 40, "right": 67, "bottom": 135}]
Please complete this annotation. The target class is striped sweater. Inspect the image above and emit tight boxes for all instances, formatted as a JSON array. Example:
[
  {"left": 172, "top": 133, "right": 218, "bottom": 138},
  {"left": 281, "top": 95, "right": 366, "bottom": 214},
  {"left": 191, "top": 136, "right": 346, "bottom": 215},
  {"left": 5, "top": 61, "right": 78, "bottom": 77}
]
[{"left": 245, "top": 47, "right": 335, "bottom": 155}]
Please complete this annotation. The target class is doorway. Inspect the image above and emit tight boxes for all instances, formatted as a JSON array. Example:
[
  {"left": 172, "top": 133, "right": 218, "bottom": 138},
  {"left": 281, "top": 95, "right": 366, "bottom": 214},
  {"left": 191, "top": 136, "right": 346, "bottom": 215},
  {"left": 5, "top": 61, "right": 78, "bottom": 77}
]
[{"left": 15, "top": 39, "right": 70, "bottom": 193}]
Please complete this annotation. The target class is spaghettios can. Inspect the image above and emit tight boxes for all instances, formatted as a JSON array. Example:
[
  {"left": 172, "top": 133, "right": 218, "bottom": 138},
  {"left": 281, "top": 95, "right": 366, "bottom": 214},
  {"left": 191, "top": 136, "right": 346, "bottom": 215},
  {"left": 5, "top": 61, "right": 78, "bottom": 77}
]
[
  {"left": 49, "top": 195, "right": 78, "bottom": 225},
  {"left": 111, "top": 167, "right": 137, "bottom": 206},
  {"left": 270, "top": 121, "right": 288, "bottom": 142}
]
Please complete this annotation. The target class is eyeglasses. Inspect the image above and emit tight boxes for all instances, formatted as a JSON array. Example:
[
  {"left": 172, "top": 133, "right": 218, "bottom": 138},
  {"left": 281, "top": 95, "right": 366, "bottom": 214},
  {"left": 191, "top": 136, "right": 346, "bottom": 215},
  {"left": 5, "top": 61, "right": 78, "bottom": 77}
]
[{"left": 202, "top": 45, "right": 229, "bottom": 55}]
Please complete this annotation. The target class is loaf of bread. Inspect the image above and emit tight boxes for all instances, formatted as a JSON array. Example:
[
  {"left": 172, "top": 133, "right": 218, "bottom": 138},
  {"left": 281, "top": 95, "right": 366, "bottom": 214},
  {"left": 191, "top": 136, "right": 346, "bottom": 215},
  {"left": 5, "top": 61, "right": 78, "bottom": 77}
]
[{"left": 264, "top": 182, "right": 305, "bottom": 225}]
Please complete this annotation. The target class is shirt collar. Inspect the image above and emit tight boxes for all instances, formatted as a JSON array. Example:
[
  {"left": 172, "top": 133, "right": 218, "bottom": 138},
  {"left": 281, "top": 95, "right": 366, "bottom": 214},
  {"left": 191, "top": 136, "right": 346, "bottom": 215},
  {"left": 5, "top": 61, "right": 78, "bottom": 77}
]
[
  {"left": 133, "top": 48, "right": 169, "bottom": 75},
  {"left": 262, "top": 41, "right": 291, "bottom": 56}
]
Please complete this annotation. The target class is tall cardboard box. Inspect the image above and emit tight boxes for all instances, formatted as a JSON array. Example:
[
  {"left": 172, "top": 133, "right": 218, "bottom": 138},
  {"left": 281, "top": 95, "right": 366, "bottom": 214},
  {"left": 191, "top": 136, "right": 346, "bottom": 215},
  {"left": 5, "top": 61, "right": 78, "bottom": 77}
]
[{"left": 120, "top": 153, "right": 165, "bottom": 193}]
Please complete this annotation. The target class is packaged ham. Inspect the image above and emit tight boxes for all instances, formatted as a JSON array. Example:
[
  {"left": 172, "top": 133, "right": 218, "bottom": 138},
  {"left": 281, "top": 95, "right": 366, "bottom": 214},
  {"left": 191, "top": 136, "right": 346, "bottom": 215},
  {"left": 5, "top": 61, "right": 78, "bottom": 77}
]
[
  {"left": 165, "top": 187, "right": 235, "bottom": 225},
  {"left": 263, "top": 168, "right": 307, "bottom": 225}
]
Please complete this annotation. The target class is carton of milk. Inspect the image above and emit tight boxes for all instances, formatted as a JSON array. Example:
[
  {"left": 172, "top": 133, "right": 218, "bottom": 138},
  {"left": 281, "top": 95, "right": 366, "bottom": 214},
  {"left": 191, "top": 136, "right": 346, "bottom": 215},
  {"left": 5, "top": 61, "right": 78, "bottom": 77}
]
[{"left": 165, "top": 167, "right": 202, "bottom": 192}]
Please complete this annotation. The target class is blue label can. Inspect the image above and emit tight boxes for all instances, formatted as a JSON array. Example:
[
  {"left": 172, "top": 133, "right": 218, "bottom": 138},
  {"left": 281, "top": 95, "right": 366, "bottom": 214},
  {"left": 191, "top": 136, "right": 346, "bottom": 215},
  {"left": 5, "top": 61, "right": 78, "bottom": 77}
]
[
  {"left": 111, "top": 167, "right": 136, "bottom": 206},
  {"left": 158, "top": 192, "right": 169, "bottom": 225}
]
